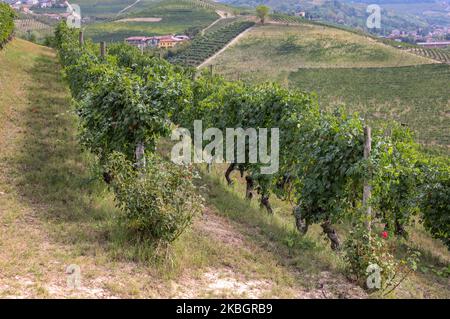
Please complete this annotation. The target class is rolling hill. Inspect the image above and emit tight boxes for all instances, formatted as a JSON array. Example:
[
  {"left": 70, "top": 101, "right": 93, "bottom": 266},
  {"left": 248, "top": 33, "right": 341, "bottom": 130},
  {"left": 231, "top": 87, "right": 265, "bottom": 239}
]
[
  {"left": 201, "top": 22, "right": 449, "bottom": 151},
  {"left": 218, "top": 0, "right": 447, "bottom": 32}
]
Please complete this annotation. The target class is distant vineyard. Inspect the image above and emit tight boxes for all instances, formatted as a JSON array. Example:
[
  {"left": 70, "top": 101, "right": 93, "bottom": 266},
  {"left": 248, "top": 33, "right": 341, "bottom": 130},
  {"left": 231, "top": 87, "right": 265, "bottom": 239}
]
[
  {"left": 14, "top": 18, "right": 54, "bottom": 42},
  {"left": 169, "top": 20, "right": 255, "bottom": 67},
  {"left": 269, "top": 14, "right": 304, "bottom": 25},
  {"left": 204, "top": 17, "right": 245, "bottom": 34},
  {"left": 15, "top": 19, "right": 53, "bottom": 32},
  {"left": 408, "top": 47, "right": 450, "bottom": 64},
  {"left": 176, "top": 0, "right": 233, "bottom": 13}
]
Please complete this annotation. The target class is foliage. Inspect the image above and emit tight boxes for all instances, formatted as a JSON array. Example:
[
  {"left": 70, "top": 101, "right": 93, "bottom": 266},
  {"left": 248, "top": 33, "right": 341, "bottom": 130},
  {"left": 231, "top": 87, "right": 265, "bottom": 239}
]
[
  {"left": 293, "top": 110, "right": 365, "bottom": 225},
  {"left": 106, "top": 152, "right": 204, "bottom": 244},
  {"left": 418, "top": 157, "right": 450, "bottom": 249},
  {"left": 288, "top": 64, "right": 450, "bottom": 148},
  {"left": 14, "top": 18, "right": 54, "bottom": 45},
  {"left": 54, "top": 20, "right": 450, "bottom": 254},
  {"left": 0, "top": 3, "right": 16, "bottom": 49},
  {"left": 344, "top": 225, "right": 398, "bottom": 289},
  {"left": 343, "top": 223, "right": 421, "bottom": 293},
  {"left": 54, "top": 22, "right": 197, "bottom": 247},
  {"left": 256, "top": 5, "right": 270, "bottom": 24}
]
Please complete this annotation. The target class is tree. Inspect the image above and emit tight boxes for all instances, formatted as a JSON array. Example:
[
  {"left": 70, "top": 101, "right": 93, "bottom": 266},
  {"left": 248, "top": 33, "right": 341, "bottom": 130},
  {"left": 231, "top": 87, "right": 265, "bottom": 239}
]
[{"left": 256, "top": 5, "right": 270, "bottom": 24}]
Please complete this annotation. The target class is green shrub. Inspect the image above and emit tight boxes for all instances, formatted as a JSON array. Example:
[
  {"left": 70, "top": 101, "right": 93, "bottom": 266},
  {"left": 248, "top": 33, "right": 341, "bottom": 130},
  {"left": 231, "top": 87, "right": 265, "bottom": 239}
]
[
  {"left": 343, "top": 224, "right": 420, "bottom": 294},
  {"left": 419, "top": 158, "right": 450, "bottom": 249},
  {"left": 0, "top": 3, "right": 16, "bottom": 49},
  {"left": 344, "top": 225, "right": 398, "bottom": 289},
  {"left": 106, "top": 152, "right": 204, "bottom": 245}
]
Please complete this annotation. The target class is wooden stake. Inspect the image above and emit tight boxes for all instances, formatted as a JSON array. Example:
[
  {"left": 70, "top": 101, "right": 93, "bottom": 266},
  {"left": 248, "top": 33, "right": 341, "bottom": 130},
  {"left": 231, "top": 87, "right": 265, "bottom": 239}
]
[
  {"left": 100, "top": 41, "right": 106, "bottom": 58},
  {"left": 363, "top": 126, "right": 372, "bottom": 231},
  {"left": 135, "top": 142, "right": 146, "bottom": 169},
  {"left": 79, "top": 30, "right": 84, "bottom": 46},
  {"left": 209, "top": 64, "right": 214, "bottom": 76}
]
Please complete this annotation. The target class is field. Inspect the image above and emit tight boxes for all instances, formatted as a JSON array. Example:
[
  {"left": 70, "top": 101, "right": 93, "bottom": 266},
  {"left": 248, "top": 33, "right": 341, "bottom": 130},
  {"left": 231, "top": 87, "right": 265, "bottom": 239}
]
[
  {"left": 202, "top": 24, "right": 449, "bottom": 151},
  {"left": 288, "top": 64, "right": 450, "bottom": 148},
  {"left": 85, "top": 0, "right": 220, "bottom": 42}
]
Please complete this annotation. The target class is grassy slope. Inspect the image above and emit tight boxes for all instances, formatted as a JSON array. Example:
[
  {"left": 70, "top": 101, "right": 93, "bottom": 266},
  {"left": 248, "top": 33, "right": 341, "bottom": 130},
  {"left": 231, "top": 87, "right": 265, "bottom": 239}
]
[
  {"left": 0, "top": 39, "right": 448, "bottom": 298},
  {"left": 85, "top": 1, "right": 220, "bottom": 42},
  {"left": 206, "top": 24, "right": 435, "bottom": 82},
  {"left": 203, "top": 23, "right": 449, "bottom": 151}
]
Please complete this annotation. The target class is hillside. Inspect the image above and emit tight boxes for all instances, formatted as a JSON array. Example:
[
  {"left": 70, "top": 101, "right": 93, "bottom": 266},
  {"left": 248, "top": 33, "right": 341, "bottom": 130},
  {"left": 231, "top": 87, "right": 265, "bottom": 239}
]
[
  {"left": 85, "top": 0, "right": 221, "bottom": 42},
  {"left": 218, "top": 0, "right": 432, "bottom": 32},
  {"left": 0, "top": 38, "right": 369, "bottom": 299},
  {"left": 1, "top": 38, "right": 449, "bottom": 298},
  {"left": 201, "top": 23, "right": 449, "bottom": 151}
]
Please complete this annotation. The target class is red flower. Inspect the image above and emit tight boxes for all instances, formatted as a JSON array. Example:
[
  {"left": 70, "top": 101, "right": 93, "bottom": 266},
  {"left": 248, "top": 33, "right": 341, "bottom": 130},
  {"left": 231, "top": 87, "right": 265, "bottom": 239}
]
[{"left": 381, "top": 231, "right": 388, "bottom": 239}]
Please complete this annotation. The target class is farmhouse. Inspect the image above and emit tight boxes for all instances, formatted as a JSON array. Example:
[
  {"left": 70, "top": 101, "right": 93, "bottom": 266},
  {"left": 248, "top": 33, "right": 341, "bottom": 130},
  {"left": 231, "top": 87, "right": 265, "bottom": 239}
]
[{"left": 125, "top": 35, "right": 189, "bottom": 49}]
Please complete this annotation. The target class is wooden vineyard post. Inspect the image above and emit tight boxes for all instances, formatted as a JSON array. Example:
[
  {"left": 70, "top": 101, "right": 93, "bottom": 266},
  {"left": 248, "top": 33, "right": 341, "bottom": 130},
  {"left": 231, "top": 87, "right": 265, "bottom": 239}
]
[
  {"left": 79, "top": 30, "right": 84, "bottom": 46},
  {"left": 363, "top": 126, "right": 372, "bottom": 231},
  {"left": 100, "top": 41, "right": 106, "bottom": 58},
  {"left": 209, "top": 64, "right": 214, "bottom": 76},
  {"left": 135, "top": 142, "right": 146, "bottom": 170}
]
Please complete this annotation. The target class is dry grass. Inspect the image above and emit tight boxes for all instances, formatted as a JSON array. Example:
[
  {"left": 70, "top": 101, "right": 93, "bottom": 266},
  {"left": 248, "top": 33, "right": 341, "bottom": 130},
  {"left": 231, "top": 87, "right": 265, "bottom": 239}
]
[{"left": 204, "top": 24, "right": 435, "bottom": 83}]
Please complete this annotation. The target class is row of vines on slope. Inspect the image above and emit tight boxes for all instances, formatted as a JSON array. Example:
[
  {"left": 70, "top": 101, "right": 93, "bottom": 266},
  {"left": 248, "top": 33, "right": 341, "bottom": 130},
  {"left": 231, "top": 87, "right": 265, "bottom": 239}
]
[
  {"left": 55, "top": 23, "right": 204, "bottom": 249},
  {"left": 54, "top": 23, "right": 449, "bottom": 287},
  {"left": 0, "top": 3, "right": 16, "bottom": 49}
]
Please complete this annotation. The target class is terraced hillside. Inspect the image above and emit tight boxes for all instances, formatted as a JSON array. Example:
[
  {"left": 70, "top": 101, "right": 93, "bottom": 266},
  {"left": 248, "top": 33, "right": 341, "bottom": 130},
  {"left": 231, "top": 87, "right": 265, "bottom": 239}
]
[{"left": 169, "top": 20, "right": 255, "bottom": 67}]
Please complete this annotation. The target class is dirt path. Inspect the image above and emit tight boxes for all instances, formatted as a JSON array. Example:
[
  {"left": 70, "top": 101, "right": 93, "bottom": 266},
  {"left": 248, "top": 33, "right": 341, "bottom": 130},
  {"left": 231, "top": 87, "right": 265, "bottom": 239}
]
[
  {"left": 201, "top": 17, "right": 225, "bottom": 35},
  {"left": 198, "top": 26, "right": 254, "bottom": 69},
  {"left": 176, "top": 208, "right": 367, "bottom": 298},
  {"left": 117, "top": 0, "right": 141, "bottom": 16}
]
